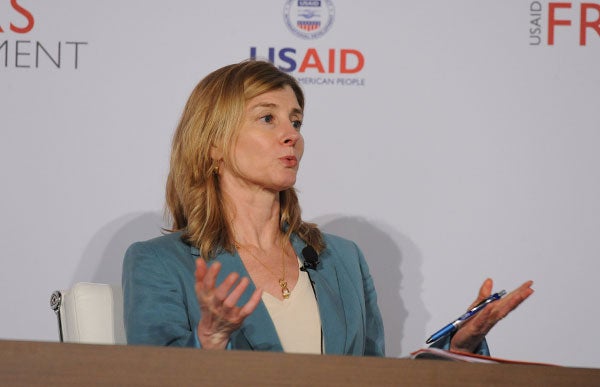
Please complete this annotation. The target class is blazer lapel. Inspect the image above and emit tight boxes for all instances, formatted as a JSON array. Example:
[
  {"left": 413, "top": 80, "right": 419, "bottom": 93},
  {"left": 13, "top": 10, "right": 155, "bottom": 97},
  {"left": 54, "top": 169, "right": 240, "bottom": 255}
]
[{"left": 292, "top": 236, "right": 347, "bottom": 354}]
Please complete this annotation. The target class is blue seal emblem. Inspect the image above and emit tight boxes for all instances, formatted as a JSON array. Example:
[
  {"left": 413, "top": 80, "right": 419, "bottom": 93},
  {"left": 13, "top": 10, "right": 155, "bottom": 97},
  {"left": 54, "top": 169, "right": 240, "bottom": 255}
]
[{"left": 283, "top": 0, "right": 335, "bottom": 40}]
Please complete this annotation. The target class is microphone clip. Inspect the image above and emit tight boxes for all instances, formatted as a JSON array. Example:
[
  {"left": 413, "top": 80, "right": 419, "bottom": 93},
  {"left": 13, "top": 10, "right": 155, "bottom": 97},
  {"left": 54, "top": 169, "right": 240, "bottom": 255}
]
[{"left": 301, "top": 246, "right": 320, "bottom": 271}]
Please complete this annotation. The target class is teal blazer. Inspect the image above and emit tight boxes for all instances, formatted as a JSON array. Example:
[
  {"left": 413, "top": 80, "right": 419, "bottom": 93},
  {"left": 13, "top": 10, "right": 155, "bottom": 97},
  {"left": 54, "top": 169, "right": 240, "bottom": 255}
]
[{"left": 123, "top": 231, "right": 386, "bottom": 356}]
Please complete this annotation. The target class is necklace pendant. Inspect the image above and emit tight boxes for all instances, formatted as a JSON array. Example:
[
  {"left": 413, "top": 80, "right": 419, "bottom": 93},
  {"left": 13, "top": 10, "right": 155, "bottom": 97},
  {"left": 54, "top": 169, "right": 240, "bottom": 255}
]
[{"left": 279, "top": 279, "right": 291, "bottom": 299}]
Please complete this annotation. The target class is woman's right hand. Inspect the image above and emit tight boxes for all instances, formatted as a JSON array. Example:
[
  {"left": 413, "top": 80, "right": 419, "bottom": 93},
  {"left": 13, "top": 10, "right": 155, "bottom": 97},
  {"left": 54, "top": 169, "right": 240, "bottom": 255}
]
[{"left": 195, "top": 258, "right": 262, "bottom": 349}]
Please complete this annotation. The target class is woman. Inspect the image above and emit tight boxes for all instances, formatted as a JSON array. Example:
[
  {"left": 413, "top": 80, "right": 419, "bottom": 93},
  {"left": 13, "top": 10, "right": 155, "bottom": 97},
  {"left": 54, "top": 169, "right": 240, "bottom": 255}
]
[{"left": 122, "top": 60, "right": 533, "bottom": 355}]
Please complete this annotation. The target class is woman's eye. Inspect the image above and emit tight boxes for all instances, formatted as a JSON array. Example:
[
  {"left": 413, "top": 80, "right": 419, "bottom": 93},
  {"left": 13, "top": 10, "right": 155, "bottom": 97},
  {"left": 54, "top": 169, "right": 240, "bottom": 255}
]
[
  {"left": 261, "top": 114, "right": 274, "bottom": 123},
  {"left": 292, "top": 120, "right": 302, "bottom": 130}
]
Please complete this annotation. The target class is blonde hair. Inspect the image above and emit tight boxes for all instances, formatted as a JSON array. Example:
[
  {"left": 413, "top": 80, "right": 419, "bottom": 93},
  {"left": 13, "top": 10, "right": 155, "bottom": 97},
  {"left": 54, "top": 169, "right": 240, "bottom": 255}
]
[{"left": 166, "top": 60, "right": 324, "bottom": 259}]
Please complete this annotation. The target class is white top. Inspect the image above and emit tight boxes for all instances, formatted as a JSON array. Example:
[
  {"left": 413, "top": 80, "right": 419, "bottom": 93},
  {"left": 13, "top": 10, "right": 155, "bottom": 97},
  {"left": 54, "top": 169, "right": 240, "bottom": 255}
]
[{"left": 261, "top": 258, "right": 322, "bottom": 354}]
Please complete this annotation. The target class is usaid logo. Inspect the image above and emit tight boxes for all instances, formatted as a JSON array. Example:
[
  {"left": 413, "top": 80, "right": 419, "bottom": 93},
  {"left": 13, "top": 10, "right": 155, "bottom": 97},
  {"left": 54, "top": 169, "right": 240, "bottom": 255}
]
[
  {"left": 283, "top": 0, "right": 335, "bottom": 40},
  {"left": 251, "top": 0, "right": 365, "bottom": 86}
]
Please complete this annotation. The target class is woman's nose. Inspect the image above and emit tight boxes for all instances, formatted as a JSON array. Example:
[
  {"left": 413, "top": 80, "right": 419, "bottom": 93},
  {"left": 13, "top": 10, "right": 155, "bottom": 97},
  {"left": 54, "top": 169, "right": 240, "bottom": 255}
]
[{"left": 282, "top": 124, "right": 300, "bottom": 146}]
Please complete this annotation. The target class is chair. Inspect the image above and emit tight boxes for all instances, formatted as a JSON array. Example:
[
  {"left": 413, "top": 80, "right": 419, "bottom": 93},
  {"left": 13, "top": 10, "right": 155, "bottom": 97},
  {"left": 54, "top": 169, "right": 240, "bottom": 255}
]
[{"left": 50, "top": 282, "right": 126, "bottom": 344}]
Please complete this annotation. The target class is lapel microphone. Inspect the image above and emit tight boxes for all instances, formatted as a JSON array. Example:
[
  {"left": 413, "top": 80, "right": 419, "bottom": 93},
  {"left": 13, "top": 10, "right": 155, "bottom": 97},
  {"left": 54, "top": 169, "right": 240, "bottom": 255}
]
[{"left": 301, "top": 246, "right": 320, "bottom": 271}]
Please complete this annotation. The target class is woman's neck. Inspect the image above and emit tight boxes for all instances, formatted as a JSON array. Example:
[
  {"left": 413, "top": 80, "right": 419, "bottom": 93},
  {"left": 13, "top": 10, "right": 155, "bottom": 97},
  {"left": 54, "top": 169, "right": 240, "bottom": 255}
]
[{"left": 222, "top": 185, "right": 283, "bottom": 250}]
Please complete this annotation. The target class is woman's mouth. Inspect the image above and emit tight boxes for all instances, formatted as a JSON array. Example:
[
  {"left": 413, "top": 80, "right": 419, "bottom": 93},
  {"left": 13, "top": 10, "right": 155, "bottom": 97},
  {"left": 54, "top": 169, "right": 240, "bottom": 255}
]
[{"left": 279, "top": 155, "right": 298, "bottom": 167}]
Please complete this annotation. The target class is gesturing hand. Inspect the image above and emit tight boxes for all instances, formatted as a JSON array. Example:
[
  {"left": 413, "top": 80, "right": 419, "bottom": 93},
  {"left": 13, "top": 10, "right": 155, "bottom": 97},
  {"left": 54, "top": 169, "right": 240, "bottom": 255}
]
[
  {"left": 450, "top": 278, "right": 534, "bottom": 353},
  {"left": 195, "top": 258, "right": 262, "bottom": 349}
]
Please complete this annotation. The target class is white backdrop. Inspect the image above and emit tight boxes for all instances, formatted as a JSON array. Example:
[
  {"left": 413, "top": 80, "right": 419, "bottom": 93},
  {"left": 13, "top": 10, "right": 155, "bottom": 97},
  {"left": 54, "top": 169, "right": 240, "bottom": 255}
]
[{"left": 1, "top": 1, "right": 599, "bottom": 368}]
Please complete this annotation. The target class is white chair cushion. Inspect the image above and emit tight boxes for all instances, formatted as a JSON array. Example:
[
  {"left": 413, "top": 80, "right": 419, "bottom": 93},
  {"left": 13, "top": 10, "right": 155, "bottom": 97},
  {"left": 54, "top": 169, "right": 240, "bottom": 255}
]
[{"left": 60, "top": 282, "right": 126, "bottom": 344}]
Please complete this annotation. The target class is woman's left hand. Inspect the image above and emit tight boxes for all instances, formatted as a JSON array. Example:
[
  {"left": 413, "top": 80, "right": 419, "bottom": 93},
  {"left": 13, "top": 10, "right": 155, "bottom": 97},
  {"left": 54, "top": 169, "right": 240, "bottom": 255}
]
[{"left": 450, "top": 278, "right": 534, "bottom": 353}]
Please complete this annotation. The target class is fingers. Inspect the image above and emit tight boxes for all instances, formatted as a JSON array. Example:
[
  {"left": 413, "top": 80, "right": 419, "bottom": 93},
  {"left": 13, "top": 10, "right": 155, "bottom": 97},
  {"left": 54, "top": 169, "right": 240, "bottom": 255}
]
[
  {"left": 472, "top": 280, "right": 534, "bottom": 324},
  {"left": 194, "top": 257, "right": 260, "bottom": 323},
  {"left": 239, "top": 288, "right": 263, "bottom": 318},
  {"left": 468, "top": 278, "right": 493, "bottom": 309},
  {"left": 479, "top": 278, "right": 493, "bottom": 299},
  {"left": 203, "top": 261, "right": 221, "bottom": 289},
  {"left": 223, "top": 277, "right": 249, "bottom": 306},
  {"left": 490, "top": 280, "right": 534, "bottom": 320},
  {"left": 214, "top": 272, "right": 241, "bottom": 302},
  {"left": 195, "top": 257, "right": 207, "bottom": 282}
]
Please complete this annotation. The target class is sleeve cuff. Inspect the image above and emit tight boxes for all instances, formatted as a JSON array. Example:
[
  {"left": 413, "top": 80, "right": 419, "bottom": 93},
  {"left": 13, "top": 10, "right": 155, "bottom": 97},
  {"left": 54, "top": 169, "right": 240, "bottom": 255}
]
[{"left": 193, "top": 329, "right": 233, "bottom": 350}]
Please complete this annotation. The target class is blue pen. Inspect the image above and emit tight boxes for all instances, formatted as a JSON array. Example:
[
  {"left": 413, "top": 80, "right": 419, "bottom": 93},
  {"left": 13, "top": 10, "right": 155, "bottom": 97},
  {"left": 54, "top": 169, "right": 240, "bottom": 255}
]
[{"left": 425, "top": 290, "right": 507, "bottom": 344}]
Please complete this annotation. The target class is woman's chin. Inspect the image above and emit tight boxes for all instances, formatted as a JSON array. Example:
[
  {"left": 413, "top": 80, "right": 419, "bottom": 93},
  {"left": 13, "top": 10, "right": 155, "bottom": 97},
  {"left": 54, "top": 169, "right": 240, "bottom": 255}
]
[{"left": 272, "top": 179, "right": 297, "bottom": 192}]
